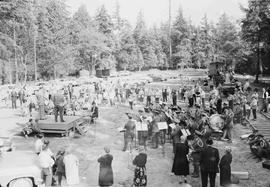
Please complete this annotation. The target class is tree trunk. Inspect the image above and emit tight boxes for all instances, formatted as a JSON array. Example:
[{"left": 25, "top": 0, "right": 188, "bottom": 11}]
[
  {"left": 13, "top": 23, "right": 18, "bottom": 84},
  {"left": 54, "top": 66, "right": 56, "bottom": 80},
  {"left": 22, "top": 55, "right": 27, "bottom": 83},
  {"left": 9, "top": 59, "right": 12, "bottom": 84},
  {"left": 255, "top": 38, "right": 262, "bottom": 83},
  {"left": 34, "top": 33, "right": 37, "bottom": 82}
]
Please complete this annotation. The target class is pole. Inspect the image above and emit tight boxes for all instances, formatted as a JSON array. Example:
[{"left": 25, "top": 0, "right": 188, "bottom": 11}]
[{"left": 168, "top": 0, "right": 172, "bottom": 69}]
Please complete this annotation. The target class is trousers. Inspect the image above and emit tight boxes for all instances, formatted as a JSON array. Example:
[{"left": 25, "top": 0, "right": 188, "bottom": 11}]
[
  {"left": 201, "top": 170, "right": 217, "bottom": 187},
  {"left": 54, "top": 105, "right": 64, "bottom": 122}
]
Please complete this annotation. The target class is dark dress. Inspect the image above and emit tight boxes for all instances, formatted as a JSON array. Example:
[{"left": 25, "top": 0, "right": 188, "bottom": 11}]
[
  {"left": 133, "top": 153, "right": 147, "bottom": 187},
  {"left": 219, "top": 152, "right": 232, "bottom": 186},
  {"left": 172, "top": 143, "right": 189, "bottom": 176},
  {"left": 98, "top": 154, "right": 113, "bottom": 187}
]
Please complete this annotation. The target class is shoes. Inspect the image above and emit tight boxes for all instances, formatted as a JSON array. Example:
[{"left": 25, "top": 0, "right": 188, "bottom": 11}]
[{"left": 61, "top": 120, "right": 65, "bottom": 122}]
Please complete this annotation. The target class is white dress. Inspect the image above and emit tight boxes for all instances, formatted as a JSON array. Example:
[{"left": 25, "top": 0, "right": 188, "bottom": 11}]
[{"left": 63, "top": 154, "right": 80, "bottom": 185}]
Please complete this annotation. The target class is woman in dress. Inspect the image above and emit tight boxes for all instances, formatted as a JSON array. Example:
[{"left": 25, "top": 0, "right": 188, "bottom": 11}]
[
  {"left": 219, "top": 146, "right": 232, "bottom": 187},
  {"left": 63, "top": 148, "right": 80, "bottom": 186},
  {"left": 172, "top": 135, "right": 189, "bottom": 183},
  {"left": 133, "top": 146, "right": 147, "bottom": 187},
  {"left": 98, "top": 147, "right": 114, "bottom": 187}
]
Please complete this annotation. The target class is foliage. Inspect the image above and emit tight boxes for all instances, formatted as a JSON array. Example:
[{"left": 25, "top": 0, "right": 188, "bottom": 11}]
[{"left": 1, "top": 0, "right": 270, "bottom": 83}]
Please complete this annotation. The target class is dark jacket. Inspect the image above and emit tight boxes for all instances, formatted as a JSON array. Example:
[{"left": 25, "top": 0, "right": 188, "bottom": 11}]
[
  {"left": 133, "top": 153, "right": 147, "bottom": 168},
  {"left": 219, "top": 152, "right": 232, "bottom": 186},
  {"left": 98, "top": 154, "right": 113, "bottom": 186},
  {"left": 200, "top": 145, "right": 220, "bottom": 173},
  {"left": 172, "top": 142, "right": 189, "bottom": 176},
  {"left": 91, "top": 106, "right": 99, "bottom": 118}
]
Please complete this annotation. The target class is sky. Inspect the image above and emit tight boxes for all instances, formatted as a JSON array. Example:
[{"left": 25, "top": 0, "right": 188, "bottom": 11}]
[{"left": 65, "top": 0, "right": 249, "bottom": 27}]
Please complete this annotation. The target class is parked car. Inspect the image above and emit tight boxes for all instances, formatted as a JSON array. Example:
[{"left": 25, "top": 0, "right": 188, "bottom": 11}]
[
  {"left": 0, "top": 137, "right": 13, "bottom": 152},
  {"left": 0, "top": 151, "right": 43, "bottom": 187}
]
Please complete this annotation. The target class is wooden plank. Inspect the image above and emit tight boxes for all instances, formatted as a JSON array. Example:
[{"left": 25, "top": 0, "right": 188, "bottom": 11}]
[{"left": 231, "top": 171, "right": 249, "bottom": 180}]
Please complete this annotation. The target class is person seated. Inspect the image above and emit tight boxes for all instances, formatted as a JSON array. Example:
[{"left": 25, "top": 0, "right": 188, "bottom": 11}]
[
  {"left": 90, "top": 101, "right": 98, "bottom": 123},
  {"left": 22, "top": 119, "right": 42, "bottom": 138}
]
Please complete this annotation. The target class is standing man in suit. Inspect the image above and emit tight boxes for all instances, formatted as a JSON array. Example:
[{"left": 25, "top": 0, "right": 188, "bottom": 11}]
[
  {"left": 200, "top": 139, "right": 220, "bottom": 187},
  {"left": 90, "top": 101, "right": 98, "bottom": 123},
  {"left": 11, "top": 88, "right": 17, "bottom": 109},
  {"left": 122, "top": 113, "right": 136, "bottom": 152},
  {"left": 52, "top": 89, "right": 65, "bottom": 122}
]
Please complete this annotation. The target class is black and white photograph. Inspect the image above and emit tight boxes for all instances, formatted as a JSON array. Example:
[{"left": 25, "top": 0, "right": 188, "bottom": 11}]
[{"left": 0, "top": 0, "right": 270, "bottom": 186}]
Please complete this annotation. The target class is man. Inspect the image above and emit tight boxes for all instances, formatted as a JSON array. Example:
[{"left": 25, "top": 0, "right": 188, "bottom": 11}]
[
  {"left": 18, "top": 88, "right": 25, "bottom": 107},
  {"left": 36, "top": 87, "right": 46, "bottom": 120},
  {"left": 187, "top": 135, "right": 203, "bottom": 178},
  {"left": 90, "top": 101, "right": 98, "bottom": 123},
  {"left": 11, "top": 88, "right": 17, "bottom": 109},
  {"left": 38, "top": 141, "right": 55, "bottom": 187},
  {"left": 52, "top": 89, "right": 65, "bottom": 122},
  {"left": 221, "top": 108, "right": 234, "bottom": 143},
  {"left": 22, "top": 119, "right": 42, "bottom": 138},
  {"left": 137, "top": 110, "right": 148, "bottom": 150},
  {"left": 171, "top": 124, "right": 182, "bottom": 153},
  {"left": 200, "top": 139, "right": 220, "bottom": 187},
  {"left": 122, "top": 113, "right": 136, "bottom": 152},
  {"left": 35, "top": 133, "right": 44, "bottom": 155},
  {"left": 150, "top": 110, "right": 160, "bottom": 149},
  {"left": 162, "top": 88, "right": 168, "bottom": 102}
]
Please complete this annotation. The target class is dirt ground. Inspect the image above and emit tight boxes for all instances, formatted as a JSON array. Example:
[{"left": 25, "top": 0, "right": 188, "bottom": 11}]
[{"left": 4, "top": 103, "right": 269, "bottom": 187}]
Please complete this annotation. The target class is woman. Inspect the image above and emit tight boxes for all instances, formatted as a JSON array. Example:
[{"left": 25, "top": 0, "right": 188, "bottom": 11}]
[
  {"left": 172, "top": 135, "right": 189, "bottom": 183},
  {"left": 63, "top": 148, "right": 80, "bottom": 186},
  {"left": 133, "top": 146, "right": 147, "bottom": 187},
  {"left": 219, "top": 146, "right": 232, "bottom": 187},
  {"left": 98, "top": 147, "right": 114, "bottom": 187}
]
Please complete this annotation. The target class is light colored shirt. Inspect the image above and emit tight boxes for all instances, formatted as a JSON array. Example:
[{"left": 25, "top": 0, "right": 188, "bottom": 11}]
[
  {"left": 35, "top": 139, "right": 43, "bottom": 154},
  {"left": 38, "top": 150, "right": 54, "bottom": 168}
]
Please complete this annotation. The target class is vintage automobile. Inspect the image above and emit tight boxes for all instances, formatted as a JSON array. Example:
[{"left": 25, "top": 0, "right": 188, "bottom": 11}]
[
  {"left": 0, "top": 151, "right": 43, "bottom": 187},
  {"left": 0, "top": 137, "right": 13, "bottom": 152}
]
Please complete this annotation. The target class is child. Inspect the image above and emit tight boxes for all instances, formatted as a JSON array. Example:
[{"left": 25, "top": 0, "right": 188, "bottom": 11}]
[{"left": 55, "top": 148, "right": 66, "bottom": 186}]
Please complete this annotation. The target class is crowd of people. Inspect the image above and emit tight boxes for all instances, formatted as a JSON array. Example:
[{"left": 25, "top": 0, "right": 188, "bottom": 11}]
[{"left": 2, "top": 75, "right": 270, "bottom": 187}]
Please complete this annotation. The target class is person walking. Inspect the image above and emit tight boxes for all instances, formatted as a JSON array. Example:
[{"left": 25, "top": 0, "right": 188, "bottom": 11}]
[
  {"left": 219, "top": 146, "right": 232, "bottom": 187},
  {"left": 63, "top": 148, "right": 80, "bottom": 186},
  {"left": 98, "top": 147, "right": 114, "bottom": 187},
  {"left": 200, "top": 139, "right": 220, "bottom": 187},
  {"left": 133, "top": 146, "right": 147, "bottom": 187},
  {"left": 172, "top": 135, "right": 189, "bottom": 184}
]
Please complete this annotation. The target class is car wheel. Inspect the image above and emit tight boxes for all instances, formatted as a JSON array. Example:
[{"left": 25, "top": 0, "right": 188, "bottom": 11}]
[{"left": 8, "top": 178, "right": 33, "bottom": 187}]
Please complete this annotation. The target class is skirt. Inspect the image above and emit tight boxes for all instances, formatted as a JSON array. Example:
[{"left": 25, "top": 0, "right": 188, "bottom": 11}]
[{"left": 134, "top": 167, "right": 147, "bottom": 187}]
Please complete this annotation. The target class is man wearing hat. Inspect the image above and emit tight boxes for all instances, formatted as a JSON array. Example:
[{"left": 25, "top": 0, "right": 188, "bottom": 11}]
[
  {"left": 52, "top": 89, "right": 66, "bottom": 122},
  {"left": 90, "top": 101, "right": 98, "bottom": 123},
  {"left": 200, "top": 139, "right": 220, "bottom": 187},
  {"left": 137, "top": 110, "right": 148, "bottom": 150},
  {"left": 150, "top": 110, "right": 160, "bottom": 149},
  {"left": 122, "top": 113, "right": 136, "bottom": 152}
]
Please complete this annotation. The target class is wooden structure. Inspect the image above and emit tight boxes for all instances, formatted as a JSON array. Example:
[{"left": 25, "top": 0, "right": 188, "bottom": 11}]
[{"left": 38, "top": 115, "right": 86, "bottom": 136}]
